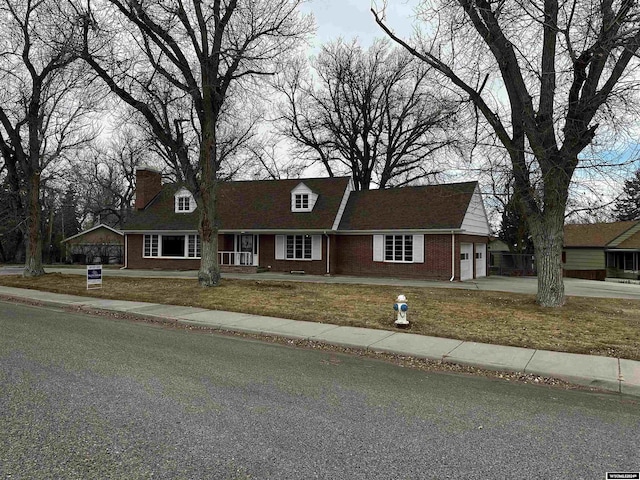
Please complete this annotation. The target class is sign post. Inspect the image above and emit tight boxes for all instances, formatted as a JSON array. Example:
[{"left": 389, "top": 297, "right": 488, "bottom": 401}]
[{"left": 87, "top": 265, "right": 103, "bottom": 290}]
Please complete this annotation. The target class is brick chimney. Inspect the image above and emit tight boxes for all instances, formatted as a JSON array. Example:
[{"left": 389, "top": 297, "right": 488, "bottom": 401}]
[{"left": 134, "top": 167, "right": 162, "bottom": 210}]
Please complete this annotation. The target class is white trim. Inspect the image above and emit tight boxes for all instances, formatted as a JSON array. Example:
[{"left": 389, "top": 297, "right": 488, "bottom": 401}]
[{"left": 331, "top": 178, "right": 354, "bottom": 230}]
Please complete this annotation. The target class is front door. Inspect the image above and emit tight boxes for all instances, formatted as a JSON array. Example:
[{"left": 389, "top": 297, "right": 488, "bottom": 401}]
[{"left": 239, "top": 234, "right": 253, "bottom": 265}]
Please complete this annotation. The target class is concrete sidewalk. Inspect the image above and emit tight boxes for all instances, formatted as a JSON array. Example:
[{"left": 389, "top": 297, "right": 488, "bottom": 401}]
[{"left": 1, "top": 285, "right": 639, "bottom": 397}]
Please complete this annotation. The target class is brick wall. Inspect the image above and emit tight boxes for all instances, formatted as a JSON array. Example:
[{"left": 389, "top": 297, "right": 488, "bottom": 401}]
[
  {"left": 334, "top": 234, "right": 457, "bottom": 280},
  {"left": 126, "top": 234, "right": 201, "bottom": 270},
  {"left": 126, "top": 232, "right": 488, "bottom": 280},
  {"left": 259, "top": 235, "right": 328, "bottom": 275}
]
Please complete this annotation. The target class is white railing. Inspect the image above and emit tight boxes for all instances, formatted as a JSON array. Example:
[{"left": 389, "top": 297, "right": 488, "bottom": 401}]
[{"left": 218, "top": 251, "right": 256, "bottom": 266}]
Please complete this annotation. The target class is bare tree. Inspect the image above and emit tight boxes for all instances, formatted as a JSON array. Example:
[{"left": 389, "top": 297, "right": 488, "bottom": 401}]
[
  {"left": 0, "top": 0, "right": 96, "bottom": 276},
  {"left": 71, "top": 128, "right": 145, "bottom": 228},
  {"left": 78, "top": 0, "right": 312, "bottom": 286},
  {"left": 278, "top": 39, "right": 459, "bottom": 190},
  {"left": 374, "top": 0, "right": 640, "bottom": 306}
]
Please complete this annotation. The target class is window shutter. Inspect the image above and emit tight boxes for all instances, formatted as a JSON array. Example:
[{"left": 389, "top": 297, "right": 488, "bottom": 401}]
[
  {"left": 373, "top": 235, "right": 383, "bottom": 262},
  {"left": 275, "top": 235, "right": 285, "bottom": 260},
  {"left": 311, "top": 235, "right": 322, "bottom": 260},
  {"left": 413, "top": 234, "right": 424, "bottom": 263}
]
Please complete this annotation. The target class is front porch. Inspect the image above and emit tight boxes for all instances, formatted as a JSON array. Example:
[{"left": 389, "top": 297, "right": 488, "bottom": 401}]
[
  {"left": 606, "top": 250, "right": 640, "bottom": 280},
  {"left": 218, "top": 234, "right": 260, "bottom": 267}
]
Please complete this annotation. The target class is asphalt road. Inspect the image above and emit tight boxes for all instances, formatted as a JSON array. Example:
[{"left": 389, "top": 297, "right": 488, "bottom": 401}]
[{"left": 1, "top": 301, "right": 639, "bottom": 479}]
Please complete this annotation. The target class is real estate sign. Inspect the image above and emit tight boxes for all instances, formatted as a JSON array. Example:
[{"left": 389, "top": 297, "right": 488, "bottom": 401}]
[{"left": 87, "top": 265, "right": 103, "bottom": 290}]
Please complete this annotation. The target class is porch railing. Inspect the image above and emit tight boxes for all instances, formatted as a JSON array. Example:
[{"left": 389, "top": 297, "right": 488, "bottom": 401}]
[{"left": 218, "top": 251, "right": 257, "bottom": 266}]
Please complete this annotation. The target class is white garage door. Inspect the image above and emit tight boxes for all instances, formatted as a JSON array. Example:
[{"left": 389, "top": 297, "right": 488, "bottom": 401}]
[
  {"left": 460, "top": 243, "right": 473, "bottom": 281},
  {"left": 475, "top": 244, "right": 487, "bottom": 278}
]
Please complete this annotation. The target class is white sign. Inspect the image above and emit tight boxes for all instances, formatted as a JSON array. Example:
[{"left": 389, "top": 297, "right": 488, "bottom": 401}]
[{"left": 87, "top": 265, "right": 103, "bottom": 290}]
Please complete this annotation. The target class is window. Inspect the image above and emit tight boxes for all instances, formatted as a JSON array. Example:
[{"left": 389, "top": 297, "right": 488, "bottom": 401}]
[
  {"left": 461, "top": 252, "right": 470, "bottom": 260},
  {"left": 144, "top": 234, "right": 159, "bottom": 257},
  {"left": 385, "top": 235, "right": 413, "bottom": 262},
  {"left": 177, "top": 196, "right": 190, "bottom": 212},
  {"left": 275, "top": 234, "right": 321, "bottom": 260},
  {"left": 161, "top": 235, "right": 185, "bottom": 257},
  {"left": 143, "top": 233, "right": 201, "bottom": 258},
  {"left": 373, "top": 234, "right": 423, "bottom": 263},
  {"left": 188, "top": 234, "right": 201, "bottom": 258},
  {"left": 294, "top": 194, "right": 309, "bottom": 210},
  {"left": 286, "top": 235, "right": 312, "bottom": 260}
]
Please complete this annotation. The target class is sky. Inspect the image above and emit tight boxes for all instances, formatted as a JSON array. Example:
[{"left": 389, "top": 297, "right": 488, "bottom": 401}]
[{"left": 300, "top": 0, "right": 418, "bottom": 51}]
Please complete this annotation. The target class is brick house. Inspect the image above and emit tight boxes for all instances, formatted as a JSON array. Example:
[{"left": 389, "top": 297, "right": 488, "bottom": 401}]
[{"left": 122, "top": 168, "right": 490, "bottom": 281}]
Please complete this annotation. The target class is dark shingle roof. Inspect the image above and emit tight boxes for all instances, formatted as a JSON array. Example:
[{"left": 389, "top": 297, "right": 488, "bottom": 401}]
[
  {"left": 338, "top": 182, "right": 477, "bottom": 231},
  {"left": 122, "top": 177, "right": 351, "bottom": 232},
  {"left": 563, "top": 221, "right": 639, "bottom": 247}
]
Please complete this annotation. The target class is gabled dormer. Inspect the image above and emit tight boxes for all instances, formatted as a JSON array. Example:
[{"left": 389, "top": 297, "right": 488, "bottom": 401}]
[
  {"left": 291, "top": 182, "right": 318, "bottom": 212},
  {"left": 174, "top": 187, "right": 196, "bottom": 213}
]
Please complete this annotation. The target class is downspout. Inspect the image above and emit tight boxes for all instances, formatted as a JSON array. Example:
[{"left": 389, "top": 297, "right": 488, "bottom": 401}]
[
  {"left": 121, "top": 234, "right": 128, "bottom": 269},
  {"left": 450, "top": 232, "right": 455, "bottom": 282},
  {"left": 325, "top": 232, "right": 330, "bottom": 275}
]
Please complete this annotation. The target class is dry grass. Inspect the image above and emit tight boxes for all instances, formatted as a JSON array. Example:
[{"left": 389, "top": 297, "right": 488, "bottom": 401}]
[{"left": 1, "top": 273, "right": 639, "bottom": 361}]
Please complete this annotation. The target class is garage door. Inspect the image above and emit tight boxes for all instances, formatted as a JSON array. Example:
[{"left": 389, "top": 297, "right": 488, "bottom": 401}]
[
  {"left": 475, "top": 244, "right": 487, "bottom": 278},
  {"left": 460, "top": 243, "right": 473, "bottom": 281}
]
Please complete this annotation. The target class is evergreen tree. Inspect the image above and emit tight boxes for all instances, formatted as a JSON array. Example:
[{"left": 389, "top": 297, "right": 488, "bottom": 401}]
[
  {"left": 499, "top": 195, "right": 534, "bottom": 255},
  {"left": 614, "top": 170, "right": 640, "bottom": 221}
]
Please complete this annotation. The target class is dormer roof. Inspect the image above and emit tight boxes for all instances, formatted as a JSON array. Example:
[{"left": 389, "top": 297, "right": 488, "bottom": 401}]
[
  {"left": 291, "top": 182, "right": 318, "bottom": 212},
  {"left": 174, "top": 187, "right": 196, "bottom": 213},
  {"left": 123, "top": 177, "right": 352, "bottom": 232}
]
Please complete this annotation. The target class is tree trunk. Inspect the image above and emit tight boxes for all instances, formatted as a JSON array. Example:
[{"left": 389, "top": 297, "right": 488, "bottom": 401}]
[
  {"left": 23, "top": 173, "right": 45, "bottom": 277},
  {"left": 198, "top": 187, "right": 221, "bottom": 286},
  {"left": 530, "top": 208, "right": 565, "bottom": 307},
  {"left": 197, "top": 111, "right": 221, "bottom": 287}
]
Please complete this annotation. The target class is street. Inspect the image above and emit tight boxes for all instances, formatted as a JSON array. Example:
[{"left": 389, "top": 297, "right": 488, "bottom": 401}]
[{"left": 1, "top": 301, "right": 639, "bottom": 479}]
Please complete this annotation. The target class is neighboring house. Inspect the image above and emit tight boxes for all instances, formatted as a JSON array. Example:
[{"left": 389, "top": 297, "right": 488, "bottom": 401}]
[
  {"left": 563, "top": 221, "right": 640, "bottom": 280},
  {"left": 62, "top": 224, "right": 124, "bottom": 265},
  {"left": 121, "top": 168, "right": 490, "bottom": 281}
]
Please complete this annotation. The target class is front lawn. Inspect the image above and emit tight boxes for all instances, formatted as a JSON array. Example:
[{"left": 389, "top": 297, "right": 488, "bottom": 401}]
[{"left": 1, "top": 273, "right": 639, "bottom": 361}]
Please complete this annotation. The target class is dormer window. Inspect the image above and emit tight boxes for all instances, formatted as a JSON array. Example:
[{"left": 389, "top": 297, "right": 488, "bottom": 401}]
[
  {"left": 295, "top": 193, "right": 309, "bottom": 210},
  {"left": 174, "top": 187, "right": 196, "bottom": 213},
  {"left": 291, "top": 182, "right": 317, "bottom": 212},
  {"left": 177, "top": 196, "right": 191, "bottom": 212}
]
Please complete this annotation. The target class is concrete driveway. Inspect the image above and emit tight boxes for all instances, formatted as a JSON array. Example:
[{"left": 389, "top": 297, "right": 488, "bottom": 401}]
[{"left": 4, "top": 265, "right": 637, "bottom": 300}]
